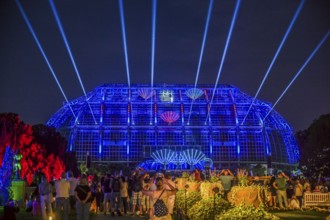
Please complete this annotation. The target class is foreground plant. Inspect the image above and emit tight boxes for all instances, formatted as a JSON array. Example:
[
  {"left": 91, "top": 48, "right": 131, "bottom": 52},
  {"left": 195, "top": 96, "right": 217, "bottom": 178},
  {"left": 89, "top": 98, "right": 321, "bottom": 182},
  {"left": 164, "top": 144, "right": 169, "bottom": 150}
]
[
  {"left": 217, "top": 204, "right": 279, "bottom": 220},
  {"left": 175, "top": 190, "right": 201, "bottom": 212},
  {"left": 229, "top": 184, "right": 269, "bottom": 208},
  {"left": 187, "top": 195, "right": 230, "bottom": 220}
]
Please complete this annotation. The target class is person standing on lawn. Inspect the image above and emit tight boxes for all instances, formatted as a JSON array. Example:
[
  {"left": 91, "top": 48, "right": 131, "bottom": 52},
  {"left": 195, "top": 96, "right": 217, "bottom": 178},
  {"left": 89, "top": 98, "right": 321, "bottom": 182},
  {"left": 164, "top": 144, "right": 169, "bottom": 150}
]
[
  {"left": 75, "top": 175, "right": 92, "bottom": 220},
  {"left": 273, "top": 170, "right": 289, "bottom": 209},
  {"left": 39, "top": 175, "right": 53, "bottom": 220}
]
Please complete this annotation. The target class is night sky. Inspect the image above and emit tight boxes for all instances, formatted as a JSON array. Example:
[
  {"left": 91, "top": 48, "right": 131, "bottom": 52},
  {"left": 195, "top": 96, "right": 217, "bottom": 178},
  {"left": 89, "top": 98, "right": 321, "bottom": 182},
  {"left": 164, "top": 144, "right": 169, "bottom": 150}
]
[{"left": 0, "top": 0, "right": 329, "bottom": 132}]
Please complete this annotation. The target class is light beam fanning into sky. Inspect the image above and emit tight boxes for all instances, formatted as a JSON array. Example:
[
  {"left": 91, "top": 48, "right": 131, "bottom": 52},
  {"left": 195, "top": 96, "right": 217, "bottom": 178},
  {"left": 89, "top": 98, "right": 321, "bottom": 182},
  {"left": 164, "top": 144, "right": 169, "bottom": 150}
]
[
  {"left": 49, "top": 0, "right": 97, "bottom": 124},
  {"left": 150, "top": 0, "right": 157, "bottom": 123},
  {"left": 151, "top": 0, "right": 157, "bottom": 88},
  {"left": 205, "top": 0, "right": 241, "bottom": 124},
  {"left": 118, "top": 0, "right": 131, "bottom": 88},
  {"left": 15, "top": 0, "right": 78, "bottom": 121},
  {"left": 263, "top": 30, "right": 329, "bottom": 121},
  {"left": 187, "top": 0, "right": 214, "bottom": 125},
  {"left": 241, "top": 0, "right": 305, "bottom": 125}
]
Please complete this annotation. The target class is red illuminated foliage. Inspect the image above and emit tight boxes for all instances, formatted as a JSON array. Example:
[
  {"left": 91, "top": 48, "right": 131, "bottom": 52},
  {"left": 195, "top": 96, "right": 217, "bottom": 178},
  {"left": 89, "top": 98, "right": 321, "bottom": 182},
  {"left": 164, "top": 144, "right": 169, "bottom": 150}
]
[{"left": 0, "top": 113, "right": 65, "bottom": 185}]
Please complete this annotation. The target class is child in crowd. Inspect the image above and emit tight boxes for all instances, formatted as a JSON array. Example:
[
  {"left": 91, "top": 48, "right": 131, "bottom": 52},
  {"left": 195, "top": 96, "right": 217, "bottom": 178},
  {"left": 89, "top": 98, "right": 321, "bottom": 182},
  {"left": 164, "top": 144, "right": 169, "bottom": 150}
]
[{"left": 289, "top": 195, "right": 300, "bottom": 209}]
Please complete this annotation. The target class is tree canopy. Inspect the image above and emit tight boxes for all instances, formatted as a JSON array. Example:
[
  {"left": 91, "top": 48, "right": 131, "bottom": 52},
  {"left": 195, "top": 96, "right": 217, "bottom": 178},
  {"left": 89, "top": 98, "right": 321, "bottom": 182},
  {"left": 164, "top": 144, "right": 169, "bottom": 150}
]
[
  {"left": 0, "top": 113, "right": 65, "bottom": 184},
  {"left": 296, "top": 114, "right": 330, "bottom": 178}
]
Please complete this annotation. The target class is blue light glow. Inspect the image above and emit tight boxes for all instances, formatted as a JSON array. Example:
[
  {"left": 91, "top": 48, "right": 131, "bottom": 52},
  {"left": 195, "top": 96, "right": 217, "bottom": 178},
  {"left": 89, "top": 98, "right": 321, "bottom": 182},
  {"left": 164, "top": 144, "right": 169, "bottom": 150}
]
[
  {"left": 47, "top": 84, "right": 299, "bottom": 169},
  {"left": 241, "top": 0, "right": 305, "bottom": 125},
  {"left": 181, "top": 149, "right": 206, "bottom": 166},
  {"left": 151, "top": 149, "right": 176, "bottom": 165},
  {"left": 118, "top": 0, "right": 131, "bottom": 87},
  {"left": 263, "top": 30, "right": 329, "bottom": 121},
  {"left": 237, "top": 133, "right": 240, "bottom": 156},
  {"left": 49, "top": 0, "right": 97, "bottom": 125},
  {"left": 187, "top": 0, "right": 214, "bottom": 124},
  {"left": 16, "top": 0, "right": 78, "bottom": 121},
  {"left": 127, "top": 142, "right": 129, "bottom": 155},
  {"left": 206, "top": 0, "right": 241, "bottom": 123},
  {"left": 151, "top": 0, "right": 157, "bottom": 88}
]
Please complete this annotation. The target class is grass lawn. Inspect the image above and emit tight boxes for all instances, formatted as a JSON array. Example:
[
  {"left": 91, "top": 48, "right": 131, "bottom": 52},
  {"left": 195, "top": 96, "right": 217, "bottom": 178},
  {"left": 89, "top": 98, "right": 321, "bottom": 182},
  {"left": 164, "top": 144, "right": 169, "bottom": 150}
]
[
  {"left": 270, "top": 209, "right": 330, "bottom": 220},
  {"left": 0, "top": 207, "right": 127, "bottom": 220},
  {"left": 1, "top": 206, "right": 330, "bottom": 220}
]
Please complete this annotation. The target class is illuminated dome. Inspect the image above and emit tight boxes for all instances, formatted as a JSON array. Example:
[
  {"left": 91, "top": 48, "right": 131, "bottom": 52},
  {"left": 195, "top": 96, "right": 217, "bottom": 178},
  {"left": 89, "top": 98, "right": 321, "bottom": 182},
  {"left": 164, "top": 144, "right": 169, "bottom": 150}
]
[{"left": 47, "top": 84, "right": 299, "bottom": 169}]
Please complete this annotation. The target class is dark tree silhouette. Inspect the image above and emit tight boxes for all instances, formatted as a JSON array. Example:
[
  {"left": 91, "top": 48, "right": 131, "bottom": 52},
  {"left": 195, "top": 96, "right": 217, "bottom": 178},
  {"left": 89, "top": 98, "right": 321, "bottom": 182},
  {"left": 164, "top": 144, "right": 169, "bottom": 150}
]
[
  {"left": 32, "top": 124, "right": 79, "bottom": 177},
  {"left": 296, "top": 114, "right": 330, "bottom": 178},
  {"left": 32, "top": 124, "right": 66, "bottom": 157}
]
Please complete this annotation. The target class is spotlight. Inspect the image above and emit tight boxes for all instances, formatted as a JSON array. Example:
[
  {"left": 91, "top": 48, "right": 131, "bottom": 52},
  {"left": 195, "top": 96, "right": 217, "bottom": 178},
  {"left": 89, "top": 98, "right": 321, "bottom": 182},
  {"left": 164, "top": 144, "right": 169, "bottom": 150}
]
[
  {"left": 241, "top": 0, "right": 305, "bottom": 125},
  {"left": 15, "top": 0, "right": 78, "bottom": 122},
  {"left": 49, "top": 0, "right": 97, "bottom": 124},
  {"left": 263, "top": 30, "right": 329, "bottom": 121},
  {"left": 206, "top": 0, "right": 241, "bottom": 124},
  {"left": 118, "top": 0, "right": 131, "bottom": 87},
  {"left": 187, "top": 0, "right": 214, "bottom": 124}
]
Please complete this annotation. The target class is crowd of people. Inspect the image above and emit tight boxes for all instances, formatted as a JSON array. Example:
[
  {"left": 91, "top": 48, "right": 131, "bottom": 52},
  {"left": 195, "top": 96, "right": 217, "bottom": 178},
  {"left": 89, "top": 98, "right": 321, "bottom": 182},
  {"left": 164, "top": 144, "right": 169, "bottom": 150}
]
[
  {"left": 25, "top": 168, "right": 330, "bottom": 220},
  {"left": 30, "top": 169, "right": 179, "bottom": 220},
  {"left": 269, "top": 170, "right": 329, "bottom": 209}
]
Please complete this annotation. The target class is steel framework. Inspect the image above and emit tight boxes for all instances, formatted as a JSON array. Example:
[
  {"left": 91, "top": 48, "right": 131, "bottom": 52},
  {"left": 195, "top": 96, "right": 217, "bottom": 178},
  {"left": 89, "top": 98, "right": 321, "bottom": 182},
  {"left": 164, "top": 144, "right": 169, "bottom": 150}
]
[{"left": 47, "top": 84, "right": 299, "bottom": 169}]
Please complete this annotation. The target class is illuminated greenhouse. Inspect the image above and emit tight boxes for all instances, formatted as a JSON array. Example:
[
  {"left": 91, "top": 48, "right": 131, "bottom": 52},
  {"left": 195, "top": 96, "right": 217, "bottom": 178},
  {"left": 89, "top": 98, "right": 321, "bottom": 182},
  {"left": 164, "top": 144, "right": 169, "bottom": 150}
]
[{"left": 47, "top": 84, "right": 299, "bottom": 170}]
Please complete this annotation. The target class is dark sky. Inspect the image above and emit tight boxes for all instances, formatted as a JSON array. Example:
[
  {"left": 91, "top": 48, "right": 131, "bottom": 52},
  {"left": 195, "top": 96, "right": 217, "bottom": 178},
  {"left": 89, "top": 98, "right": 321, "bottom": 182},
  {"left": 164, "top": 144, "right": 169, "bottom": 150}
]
[{"left": 0, "top": 0, "right": 329, "bottom": 132}]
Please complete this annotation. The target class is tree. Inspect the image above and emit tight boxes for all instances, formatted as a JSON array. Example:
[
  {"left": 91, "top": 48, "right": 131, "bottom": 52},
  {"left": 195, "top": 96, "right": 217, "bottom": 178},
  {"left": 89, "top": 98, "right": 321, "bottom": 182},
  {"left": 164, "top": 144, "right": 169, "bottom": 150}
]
[
  {"left": 0, "top": 147, "right": 14, "bottom": 205},
  {"left": 296, "top": 114, "right": 330, "bottom": 178},
  {"left": 32, "top": 124, "right": 66, "bottom": 157},
  {"left": 32, "top": 124, "right": 79, "bottom": 176},
  {"left": 0, "top": 113, "right": 65, "bottom": 184}
]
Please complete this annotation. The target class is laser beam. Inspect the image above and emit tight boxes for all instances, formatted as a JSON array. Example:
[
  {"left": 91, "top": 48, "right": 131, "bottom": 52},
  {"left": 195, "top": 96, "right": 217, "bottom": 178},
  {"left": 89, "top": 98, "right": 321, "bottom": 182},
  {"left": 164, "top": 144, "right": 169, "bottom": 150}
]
[
  {"left": 187, "top": 0, "right": 214, "bottom": 125},
  {"left": 118, "top": 0, "right": 134, "bottom": 126},
  {"left": 151, "top": 0, "right": 157, "bottom": 88},
  {"left": 263, "top": 30, "right": 329, "bottom": 121},
  {"left": 205, "top": 0, "right": 241, "bottom": 124},
  {"left": 241, "top": 0, "right": 305, "bottom": 125},
  {"left": 15, "top": 0, "right": 78, "bottom": 121},
  {"left": 118, "top": 0, "right": 131, "bottom": 88},
  {"left": 150, "top": 0, "right": 157, "bottom": 123},
  {"left": 49, "top": 0, "right": 97, "bottom": 124}
]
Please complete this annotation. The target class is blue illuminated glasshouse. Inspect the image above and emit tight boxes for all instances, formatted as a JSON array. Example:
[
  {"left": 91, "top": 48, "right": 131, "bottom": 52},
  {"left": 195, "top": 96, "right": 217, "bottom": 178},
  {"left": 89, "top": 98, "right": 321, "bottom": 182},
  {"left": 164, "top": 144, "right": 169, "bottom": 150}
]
[{"left": 47, "top": 84, "right": 299, "bottom": 170}]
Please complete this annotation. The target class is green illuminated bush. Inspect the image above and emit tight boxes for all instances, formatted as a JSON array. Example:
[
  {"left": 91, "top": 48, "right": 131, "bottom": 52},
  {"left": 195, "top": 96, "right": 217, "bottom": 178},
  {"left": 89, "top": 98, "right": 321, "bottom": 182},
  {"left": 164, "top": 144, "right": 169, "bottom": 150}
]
[
  {"left": 187, "top": 195, "right": 230, "bottom": 220},
  {"left": 216, "top": 204, "right": 279, "bottom": 220},
  {"left": 175, "top": 190, "right": 201, "bottom": 211}
]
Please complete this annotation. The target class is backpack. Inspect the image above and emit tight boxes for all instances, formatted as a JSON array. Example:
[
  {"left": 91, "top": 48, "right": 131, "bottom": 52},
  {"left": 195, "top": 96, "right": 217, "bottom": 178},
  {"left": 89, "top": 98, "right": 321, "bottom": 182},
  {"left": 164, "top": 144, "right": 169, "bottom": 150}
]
[
  {"left": 112, "top": 178, "right": 121, "bottom": 192},
  {"left": 103, "top": 178, "right": 111, "bottom": 193},
  {"left": 153, "top": 190, "right": 168, "bottom": 217},
  {"left": 133, "top": 179, "right": 142, "bottom": 192}
]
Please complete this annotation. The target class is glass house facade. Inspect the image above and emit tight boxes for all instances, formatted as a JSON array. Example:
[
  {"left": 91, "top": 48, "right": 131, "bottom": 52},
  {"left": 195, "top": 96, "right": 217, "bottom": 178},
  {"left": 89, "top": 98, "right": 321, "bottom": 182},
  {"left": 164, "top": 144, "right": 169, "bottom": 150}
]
[{"left": 47, "top": 84, "right": 299, "bottom": 169}]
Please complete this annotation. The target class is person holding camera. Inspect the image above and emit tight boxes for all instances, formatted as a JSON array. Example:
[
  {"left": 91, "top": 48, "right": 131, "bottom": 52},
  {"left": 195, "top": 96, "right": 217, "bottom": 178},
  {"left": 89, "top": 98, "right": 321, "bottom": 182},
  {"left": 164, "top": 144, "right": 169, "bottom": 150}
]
[
  {"left": 142, "top": 173, "right": 177, "bottom": 220},
  {"left": 219, "top": 169, "right": 234, "bottom": 199}
]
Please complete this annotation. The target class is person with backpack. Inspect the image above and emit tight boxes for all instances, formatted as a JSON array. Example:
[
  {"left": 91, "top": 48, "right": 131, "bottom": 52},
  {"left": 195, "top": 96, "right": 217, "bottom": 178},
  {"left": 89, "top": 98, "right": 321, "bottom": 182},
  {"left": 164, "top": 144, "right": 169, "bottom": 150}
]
[
  {"left": 110, "top": 172, "right": 122, "bottom": 216},
  {"left": 142, "top": 174, "right": 178, "bottom": 220}
]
